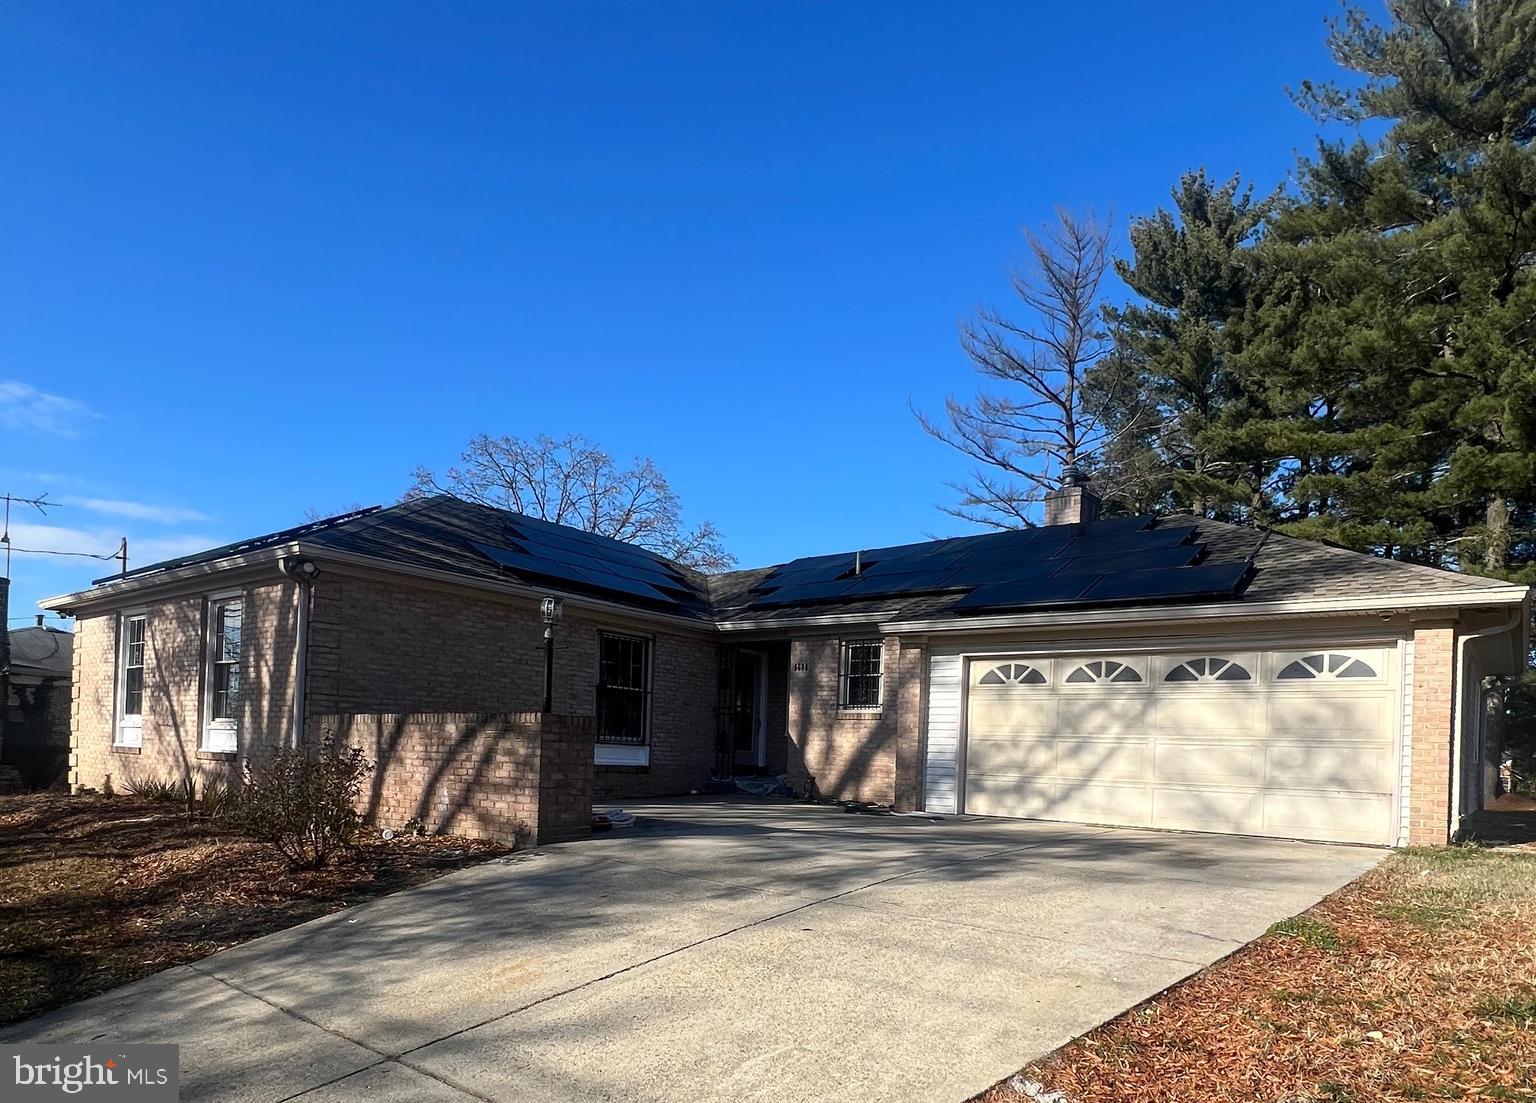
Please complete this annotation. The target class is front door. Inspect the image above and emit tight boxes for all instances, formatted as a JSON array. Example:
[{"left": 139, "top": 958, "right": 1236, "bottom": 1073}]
[{"left": 732, "top": 652, "right": 763, "bottom": 771}]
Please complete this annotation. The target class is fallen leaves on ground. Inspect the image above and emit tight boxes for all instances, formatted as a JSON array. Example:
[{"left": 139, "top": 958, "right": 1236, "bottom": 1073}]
[
  {"left": 971, "top": 837, "right": 1536, "bottom": 1103},
  {"left": 0, "top": 792, "right": 505, "bottom": 1026}
]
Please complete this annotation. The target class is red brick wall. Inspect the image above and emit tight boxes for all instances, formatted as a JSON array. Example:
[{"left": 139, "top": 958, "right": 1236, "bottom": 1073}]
[
  {"left": 70, "top": 579, "right": 299, "bottom": 794},
  {"left": 321, "top": 711, "right": 594, "bottom": 846},
  {"left": 1408, "top": 624, "right": 1457, "bottom": 845},
  {"left": 890, "top": 638, "right": 928, "bottom": 812},
  {"left": 305, "top": 573, "right": 719, "bottom": 800},
  {"left": 786, "top": 635, "right": 924, "bottom": 805}
]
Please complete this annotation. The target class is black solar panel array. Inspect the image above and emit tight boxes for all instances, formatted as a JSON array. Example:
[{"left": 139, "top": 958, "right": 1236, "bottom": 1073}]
[
  {"left": 746, "top": 516, "right": 1252, "bottom": 612},
  {"left": 470, "top": 514, "right": 706, "bottom": 615}
]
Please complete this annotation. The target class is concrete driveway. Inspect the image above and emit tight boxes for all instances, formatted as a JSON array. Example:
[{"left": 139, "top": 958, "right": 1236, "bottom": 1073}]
[{"left": 5, "top": 798, "right": 1380, "bottom": 1103}]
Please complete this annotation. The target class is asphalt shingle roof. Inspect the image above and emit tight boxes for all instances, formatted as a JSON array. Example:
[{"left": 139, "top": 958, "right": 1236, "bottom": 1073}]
[
  {"left": 8, "top": 625, "right": 72, "bottom": 679},
  {"left": 81, "top": 496, "right": 1515, "bottom": 627}
]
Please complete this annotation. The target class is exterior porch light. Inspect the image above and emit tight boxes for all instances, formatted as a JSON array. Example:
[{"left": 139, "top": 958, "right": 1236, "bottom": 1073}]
[{"left": 540, "top": 596, "right": 564, "bottom": 713}]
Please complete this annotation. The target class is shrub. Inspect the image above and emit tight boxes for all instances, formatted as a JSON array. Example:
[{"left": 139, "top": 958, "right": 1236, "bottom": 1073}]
[
  {"left": 233, "top": 740, "right": 373, "bottom": 869},
  {"left": 123, "top": 776, "right": 186, "bottom": 803},
  {"left": 198, "top": 778, "right": 240, "bottom": 820},
  {"left": 121, "top": 776, "right": 241, "bottom": 820}
]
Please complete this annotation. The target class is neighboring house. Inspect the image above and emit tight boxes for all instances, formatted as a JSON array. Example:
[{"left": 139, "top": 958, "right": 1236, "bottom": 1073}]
[
  {"left": 43, "top": 489, "right": 1531, "bottom": 848},
  {"left": 4, "top": 617, "right": 74, "bottom": 790}
]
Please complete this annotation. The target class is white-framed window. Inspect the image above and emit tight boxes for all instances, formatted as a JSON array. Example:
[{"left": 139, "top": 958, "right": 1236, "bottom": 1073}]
[
  {"left": 114, "top": 612, "right": 147, "bottom": 747},
  {"left": 1164, "top": 656, "right": 1253, "bottom": 683},
  {"left": 1274, "top": 651, "right": 1381, "bottom": 682},
  {"left": 202, "top": 594, "right": 243, "bottom": 752},
  {"left": 839, "top": 638, "right": 883, "bottom": 709},
  {"left": 1062, "top": 659, "right": 1143, "bottom": 685},
  {"left": 977, "top": 662, "right": 1048, "bottom": 686}
]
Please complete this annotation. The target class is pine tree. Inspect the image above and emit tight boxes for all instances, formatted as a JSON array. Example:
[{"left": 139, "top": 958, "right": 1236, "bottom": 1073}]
[
  {"left": 1257, "top": 0, "right": 1536, "bottom": 579},
  {"left": 1093, "top": 171, "right": 1276, "bottom": 518}
]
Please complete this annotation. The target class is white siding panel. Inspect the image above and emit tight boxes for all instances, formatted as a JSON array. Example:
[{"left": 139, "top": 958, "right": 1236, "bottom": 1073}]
[
  {"left": 923, "top": 653, "right": 963, "bottom": 813},
  {"left": 1398, "top": 638, "right": 1414, "bottom": 847}
]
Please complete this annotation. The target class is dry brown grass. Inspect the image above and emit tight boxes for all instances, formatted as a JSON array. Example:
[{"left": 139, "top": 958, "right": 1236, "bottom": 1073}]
[
  {"left": 971, "top": 842, "right": 1536, "bottom": 1103},
  {"left": 0, "top": 792, "right": 506, "bottom": 1027}
]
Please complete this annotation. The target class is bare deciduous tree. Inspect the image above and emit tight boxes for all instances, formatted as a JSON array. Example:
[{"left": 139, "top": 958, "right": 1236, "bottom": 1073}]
[
  {"left": 409, "top": 433, "right": 735, "bottom": 571},
  {"left": 918, "top": 209, "right": 1134, "bottom": 528}
]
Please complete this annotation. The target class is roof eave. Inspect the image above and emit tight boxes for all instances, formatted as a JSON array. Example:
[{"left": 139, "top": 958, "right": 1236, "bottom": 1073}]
[
  {"left": 40, "top": 544, "right": 299, "bottom": 613},
  {"left": 875, "top": 584, "right": 1532, "bottom": 635},
  {"left": 295, "top": 545, "right": 718, "bottom": 632},
  {"left": 44, "top": 540, "right": 718, "bottom": 632}
]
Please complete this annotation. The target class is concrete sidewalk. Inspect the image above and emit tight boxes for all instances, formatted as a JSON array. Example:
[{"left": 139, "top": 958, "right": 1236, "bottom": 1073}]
[{"left": 4, "top": 799, "right": 1380, "bottom": 1103}]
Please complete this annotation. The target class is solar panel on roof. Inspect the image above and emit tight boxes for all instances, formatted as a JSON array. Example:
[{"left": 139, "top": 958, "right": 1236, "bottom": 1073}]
[
  {"left": 749, "top": 580, "right": 860, "bottom": 606},
  {"left": 841, "top": 570, "right": 966, "bottom": 597},
  {"left": 472, "top": 543, "right": 603, "bottom": 587},
  {"left": 950, "top": 575, "right": 1099, "bottom": 610},
  {"left": 471, "top": 542, "right": 683, "bottom": 605},
  {"left": 1075, "top": 513, "right": 1158, "bottom": 535},
  {"left": 731, "top": 516, "right": 1253, "bottom": 617},
  {"left": 1051, "top": 526, "right": 1195, "bottom": 560},
  {"left": 1048, "top": 546, "right": 1201, "bottom": 577},
  {"left": 513, "top": 523, "right": 671, "bottom": 567},
  {"left": 1082, "top": 562, "right": 1249, "bottom": 603}
]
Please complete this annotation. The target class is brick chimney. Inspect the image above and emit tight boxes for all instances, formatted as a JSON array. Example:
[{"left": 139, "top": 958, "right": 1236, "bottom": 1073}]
[{"left": 1044, "top": 464, "right": 1101, "bottom": 526}]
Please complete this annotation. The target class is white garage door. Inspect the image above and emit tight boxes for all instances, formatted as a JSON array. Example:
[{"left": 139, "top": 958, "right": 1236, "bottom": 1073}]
[{"left": 962, "top": 647, "right": 1399, "bottom": 845}]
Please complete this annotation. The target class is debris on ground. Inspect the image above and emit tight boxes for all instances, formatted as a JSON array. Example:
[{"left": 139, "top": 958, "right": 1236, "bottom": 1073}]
[
  {"left": 592, "top": 808, "right": 637, "bottom": 831},
  {"left": 969, "top": 839, "right": 1536, "bottom": 1103},
  {"left": 0, "top": 792, "right": 505, "bottom": 1026}
]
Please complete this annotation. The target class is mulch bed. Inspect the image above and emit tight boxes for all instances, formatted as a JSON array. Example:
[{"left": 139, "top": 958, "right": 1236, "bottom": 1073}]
[
  {"left": 0, "top": 792, "right": 506, "bottom": 1027},
  {"left": 970, "top": 836, "right": 1536, "bottom": 1103}
]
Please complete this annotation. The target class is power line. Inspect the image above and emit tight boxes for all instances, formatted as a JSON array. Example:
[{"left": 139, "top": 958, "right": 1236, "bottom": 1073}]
[{"left": 0, "top": 492, "right": 128, "bottom": 578}]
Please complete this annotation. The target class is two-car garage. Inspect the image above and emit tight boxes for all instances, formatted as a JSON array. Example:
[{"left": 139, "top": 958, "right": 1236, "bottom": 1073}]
[{"left": 924, "top": 641, "right": 1403, "bottom": 846}]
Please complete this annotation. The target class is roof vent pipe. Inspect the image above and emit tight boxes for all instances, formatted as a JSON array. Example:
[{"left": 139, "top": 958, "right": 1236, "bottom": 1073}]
[{"left": 854, "top": 550, "right": 862, "bottom": 576}]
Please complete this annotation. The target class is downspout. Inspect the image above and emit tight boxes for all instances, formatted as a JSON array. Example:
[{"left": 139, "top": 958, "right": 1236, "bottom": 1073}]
[
  {"left": 1449, "top": 606, "right": 1522, "bottom": 841},
  {"left": 280, "top": 557, "right": 319, "bottom": 750}
]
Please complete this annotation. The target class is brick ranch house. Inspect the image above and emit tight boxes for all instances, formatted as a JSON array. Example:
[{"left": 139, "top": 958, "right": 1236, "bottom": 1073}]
[{"left": 44, "top": 489, "right": 1531, "bottom": 849}]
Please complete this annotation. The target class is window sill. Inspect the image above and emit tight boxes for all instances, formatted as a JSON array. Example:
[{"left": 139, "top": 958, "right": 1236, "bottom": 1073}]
[
  {"left": 196, "top": 749, "right": 238, "bottom": 762},
  {"left": 836, "top": 708, "right": 883, "bottom": 720},
  {"left": 594, "top": 743, "right": 650, "bottom": 767},
  {"left": 110, "top": 744, "right": 142, "bottom": 755}
]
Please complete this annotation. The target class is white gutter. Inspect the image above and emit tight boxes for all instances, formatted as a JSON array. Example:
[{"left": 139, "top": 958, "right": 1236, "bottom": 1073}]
[
  {"left": 715, "top": 609, "right": 905, "bottom": 632},
  {"left": 874, "top": 585, "right": 1531, "bottom": 636},
  {"left": 40, "top": 545, "right": 299, "bottom": 611},
  {"left": 1449, "top": 606, "right": 1523, "bottom": 840}
]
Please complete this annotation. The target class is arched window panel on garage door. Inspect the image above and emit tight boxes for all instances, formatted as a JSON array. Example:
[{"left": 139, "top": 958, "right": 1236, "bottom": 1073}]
[
  {"left": 1061, "top": 658, "right": 1143, "bottom": 685},
  {"left": 1272, "top": 650, "right": 1384, "bottom": 683},
  {"left": 975, "top": 661, "right": 1048, "bottom": 687},
  {"left": 1163, "top": 656, "right": 1254, "bottom": 683}
]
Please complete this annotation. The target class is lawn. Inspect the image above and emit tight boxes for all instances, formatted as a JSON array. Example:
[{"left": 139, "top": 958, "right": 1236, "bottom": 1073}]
[
  {"left": 972, "top": 836, "right": 1536, "bottom": 1103},
  {"left": 0, "top": 792, "right": 505, "bottom": 1027}
]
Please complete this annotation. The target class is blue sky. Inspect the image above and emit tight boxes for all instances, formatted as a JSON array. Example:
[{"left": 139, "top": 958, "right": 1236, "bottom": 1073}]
[{"left": 3, "top": 1, "right": 1352, "bottom": 623}]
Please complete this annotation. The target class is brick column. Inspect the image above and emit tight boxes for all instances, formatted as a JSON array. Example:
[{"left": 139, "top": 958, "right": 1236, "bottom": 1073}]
[
  {"left": 1408, "top": 623, "right": 1457, "bottom": 845},
  {"left": 891, "top": 637, "right": 928, "bottom": 812},
  {"left": 536, "top": 714, "right": 595, "bottom": 843}
]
